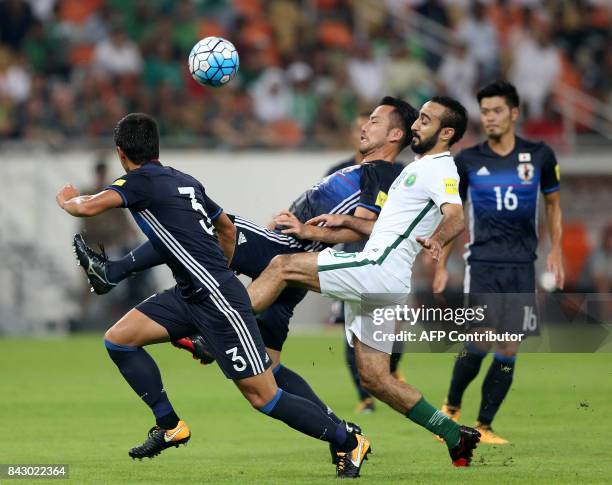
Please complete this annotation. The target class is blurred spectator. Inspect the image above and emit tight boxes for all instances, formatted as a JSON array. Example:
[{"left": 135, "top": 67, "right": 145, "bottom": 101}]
[
  {"left": 383, "top": 43, "right": 431, "bottom": 106},
  {"left": 0, "top": 0, "right": 35, "bottom": 51},
  {"left": 436, "top": 39, "right": 479, "bottom": 121},
  {"left": 287, "top": 61, "right": 318, "bottom": 134},
  {"left": 509, "top": 25, "right": 561, "bottom": 118},
  {"left": 456, "top": 1, "right": 499, "bottom": 81},
  {"left": 0, "top": 51, "right": 31, "bottom": 103},
  {"left": 250, "top": 67, "right": 291, "bottom": 122},
  {"left": 347, "top": 44, "right": 385, "bottom": 103},
  {"left": 92, "top": 25, "right": 142, "bottom": 77},
  {"left": 143, "top": 40, "right": 183, "bottom": 91},
  {"left": 581, "top": 225, "right": 612, "bottom": 294}
]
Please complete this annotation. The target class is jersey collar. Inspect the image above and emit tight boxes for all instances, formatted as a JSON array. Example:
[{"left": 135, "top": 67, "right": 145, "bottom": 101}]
[
  {"left": 414, "top": 151, "right": 450, "bottom": 162},
  {"left": 480, "top": 136, "right": 525, "bottom": 158}
]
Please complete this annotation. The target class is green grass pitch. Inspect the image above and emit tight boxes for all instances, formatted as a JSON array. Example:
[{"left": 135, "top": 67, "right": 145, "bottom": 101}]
[{"left": 1, "top": 332, "right": 611, "bottom": 484}]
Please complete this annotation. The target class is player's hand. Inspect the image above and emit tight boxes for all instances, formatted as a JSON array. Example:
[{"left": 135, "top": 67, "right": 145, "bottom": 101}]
[
  {"left": 432, "top": 266, "right": 449, "bottom": 293},
  {"left": 56, "top": 184, "right": 80, "bottom": 208},
  {"left": 306, "top": 213, "right": 346, "bottom": 227},
  {"left": 416, "top": 236, "right": 443, "bottom": 261},
  {"left": 273, "top": 211, "right": 305, "bottom": 238},
  {"left": 547, "top": 248, "right": 565, "bottom": 290}
]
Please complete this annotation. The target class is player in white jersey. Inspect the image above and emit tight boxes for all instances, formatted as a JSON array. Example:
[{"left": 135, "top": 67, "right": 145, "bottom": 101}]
[{"left": 246, "top": 97, "right": 482, "bottom": 469}]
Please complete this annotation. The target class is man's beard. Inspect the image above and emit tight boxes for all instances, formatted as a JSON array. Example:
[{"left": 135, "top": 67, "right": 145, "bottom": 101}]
[
  {"left": 487, "top": 130, "right": 503, "bottom": 142},
  {"left": 410, "top": 128, "right": 440, "bottom": 154}
]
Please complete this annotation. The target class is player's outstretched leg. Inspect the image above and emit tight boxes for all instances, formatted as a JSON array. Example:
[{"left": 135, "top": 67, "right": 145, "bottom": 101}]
[
  {"left": 104, "top": 309, "right": 190, "bottom": 459},
  {"left": 353, "top": 339, "right": 480, "bottom": 467},
  {"left": 238, "top": 369, "right": 372, "bottom": 478},
  {"left": 73, "top": 235, "right": 163, "bottom": 294}
]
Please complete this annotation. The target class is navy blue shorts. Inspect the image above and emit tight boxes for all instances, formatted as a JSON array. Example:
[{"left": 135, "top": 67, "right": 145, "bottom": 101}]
[
  {"left": 465, "top": 261, "right": 539, "bottom": 336},
  {"left": 137, "top": 276, "right": 272, "bottom": 379},
  {"left": 231, "top": 215, "right": 309, "bottom": 351}
]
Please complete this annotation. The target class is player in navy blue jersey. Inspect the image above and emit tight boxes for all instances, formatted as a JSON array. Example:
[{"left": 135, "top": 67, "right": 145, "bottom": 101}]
[
  {"left": 433, "top": 81, "right": 564, "bottom": 444},
  {"left": 71, "top": 99, "right": 416, "bottom": 476},
  {"left": 56, "top": 113, "right": 371, "bottom": 476}
]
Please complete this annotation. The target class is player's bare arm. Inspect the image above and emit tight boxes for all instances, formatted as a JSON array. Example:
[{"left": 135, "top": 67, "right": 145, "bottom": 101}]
[
  {"left": 275, "top": 206, "right": 377, "bottom": 244},
  {"left": 432, "top": 204, "right": 468, "bottom": 293},
  {"left": 212, "top": 211, "right": 236, "bottom": 264},
  {"left": 56, "top": 185, "right": 123, "bottom": 217},
  {"left": 301, "top": 210, "right": 377, "bottom": 243},
  {"left": 544, "top": 191, "right": 564, "bottom": 289},
  {"left": 416, "top": 203, "right": 464, "bottom": 261}
]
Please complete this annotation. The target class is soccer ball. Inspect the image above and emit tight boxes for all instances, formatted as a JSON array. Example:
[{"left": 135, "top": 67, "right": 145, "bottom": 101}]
[{"left": 188, "top": 37, "right": 239, "bottom": 88}]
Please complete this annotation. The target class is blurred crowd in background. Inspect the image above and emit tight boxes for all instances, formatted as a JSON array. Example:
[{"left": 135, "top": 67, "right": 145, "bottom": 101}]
[{"left": 0, "top": 0, "right": 610, "bottom": 149}]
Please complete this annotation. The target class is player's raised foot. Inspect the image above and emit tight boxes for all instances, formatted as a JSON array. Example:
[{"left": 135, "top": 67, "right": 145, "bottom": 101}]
[
  {"left": 448, "top": 426, "right": 480, "bottom": 467},
  {"left": 475, "top": 422, "right": 509, "bottom": 444},
  {"left": 128, "top": 420, "right": 191, "bottom": 460},
  {"left": 330, "top": 422, "right": 362, "bottom": 464},
  {"left": 171, "top": 335, "right": 216, "bottom": 365},
  {"left": 354, "top": 397, "right": 375, "bottom": 414},
  {"left": 391, "top": 369, "right": 406, "bottom": 383},
  {"left": 441, "top": 400, "right": 461, "bottom": 422},
  {"left": 336, "top": 433, "right": 372, "bottom": 479},
  {"left": 72, "top": 234, "right": 117, "bottom": 295}
]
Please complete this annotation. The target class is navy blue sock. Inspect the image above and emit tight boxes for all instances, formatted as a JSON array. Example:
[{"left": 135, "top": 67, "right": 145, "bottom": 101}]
[
  {"left": 478, "top": 353, "right": 516, "bottom": 426},
  {"left": 260, "top": 389, "right": 358, "bottom": 451},
  {"left": 447, "top": 346, "right": 487, "bottom": 407},
  {"left": 390, "top": 352, "right": 403, "bottom": 374},
  {"left": 106, "top": 241, "right": 164, "bottom": 283},
  {"left": 345, "top": 340, "right": 370, "bottom": 401},
  {"left": 104, "top": 339, "right": 179, "bottom": 429},
  {"left": 272, "top": 364, "right": 342, "bottom": 425}
]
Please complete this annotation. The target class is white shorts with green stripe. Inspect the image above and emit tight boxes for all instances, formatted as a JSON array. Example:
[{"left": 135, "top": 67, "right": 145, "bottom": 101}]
[{"left": 317, "top": 247, "right": 410, "bottom": 354}]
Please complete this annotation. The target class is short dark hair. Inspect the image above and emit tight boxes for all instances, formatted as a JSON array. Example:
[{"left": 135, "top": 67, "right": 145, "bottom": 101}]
[
  {"left": 477, "top": 80, "right": 520, "bottom": 109},
  {"left": 429, "top": 95, "right": 468, "bottom": 146},
  {"left": 378, "top": 96, "right": 419, "bottom": 150},
  {"left": 113, "top": 113, "right": 160, "bottom": 164}
]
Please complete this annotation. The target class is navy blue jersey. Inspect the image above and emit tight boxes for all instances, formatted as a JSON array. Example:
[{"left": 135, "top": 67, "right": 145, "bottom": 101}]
[
  {"left": 456, "top": 136, "right": 560, "bottom": 263},
  {"left": 287, "top": 160, "right": 404, "bottom": 246},
  {"left": 106, "top": 161, "right": 233, "bottom": 300},
  {"left": 324, "top": 156, "right": 357, "bottom": 177},
  {"left": 286, "top": 160, "right": 404, "bottom": 251}
]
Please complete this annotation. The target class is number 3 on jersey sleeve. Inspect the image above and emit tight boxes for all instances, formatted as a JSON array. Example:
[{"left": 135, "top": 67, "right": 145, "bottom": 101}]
[{"left": 178, "top": 186, "right": 215, "bottom": 235}]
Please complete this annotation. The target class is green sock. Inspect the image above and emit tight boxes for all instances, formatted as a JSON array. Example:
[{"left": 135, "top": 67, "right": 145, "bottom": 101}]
[{"left": 407, "top": 397, "right": 461, "bottom": 449}]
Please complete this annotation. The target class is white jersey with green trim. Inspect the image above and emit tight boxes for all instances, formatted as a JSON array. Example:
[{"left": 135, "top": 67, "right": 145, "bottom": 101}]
[{"left": 363, "top": 151, "right": 462, "bottom": 281}]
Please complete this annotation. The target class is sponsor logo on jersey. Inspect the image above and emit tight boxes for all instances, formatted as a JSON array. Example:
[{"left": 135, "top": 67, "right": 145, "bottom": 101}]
[
  {"left": 112, "top": 179, "right": 126, "bottom": 187},
  {"left": 237, "top": 232, "right": 247, "bottom": 245},
  {"left": 517, "top": 162, "right": 535, "bottom": 182},
  {"left": 476, "top": 166, "right": 490, "bottom": 176},
  {"left": 444, "top": 178, "right": 459, "bottom": 195},
  {"left": 375, "top": 190, "right": 388, "bottom": 208},
  {"left": 518, "top": 152, "right": 532, "bottom": 162},
  {"left": 404, "top": 174, "right": 417, "bottom": 187}
]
